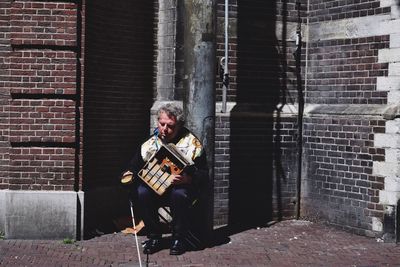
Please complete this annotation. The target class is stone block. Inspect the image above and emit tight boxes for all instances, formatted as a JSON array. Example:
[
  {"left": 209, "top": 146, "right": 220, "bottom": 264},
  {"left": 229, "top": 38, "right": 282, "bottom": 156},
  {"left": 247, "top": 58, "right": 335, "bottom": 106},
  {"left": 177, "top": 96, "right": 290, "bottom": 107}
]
[
  {"left": 0, "top": 190, "right": 82, "bottom": 239},
  {"left": 373, "top": 161, "right": 397, "bottom": 177},
  {"left": 388, "top": 91, "right": 400, "bottom": 104},
  {"left": 375, "top": 133, "right": 400, "bottom": 148},
  {"left": 379, "top": 191, "right": 400, "bottom": 205},
  {"left": 386, "top": 119, "right": 400, "bottom": 133},
  {"left": 384, "top": 176, "right": 400, "bottom": 191},
  {"left": 388, "top": 62, "right": 400, "bottom": 75},
  {"left": 380, "top": 0, "right": 397, "bottom": 7},
  {"left": 376, "top": 76, "right": 400, "bottom": 91},
  {"left": 372, "top": 216, "right": 383, "bottom": 232},
  {"left": 378, "top": 48, "right": 400, "bottom": 63},
  {"left": 380, "top": 19, "right": 400, "bottom": 35},
  {"left": 385, "top": 148, "right": 400, "bottom": 163}
]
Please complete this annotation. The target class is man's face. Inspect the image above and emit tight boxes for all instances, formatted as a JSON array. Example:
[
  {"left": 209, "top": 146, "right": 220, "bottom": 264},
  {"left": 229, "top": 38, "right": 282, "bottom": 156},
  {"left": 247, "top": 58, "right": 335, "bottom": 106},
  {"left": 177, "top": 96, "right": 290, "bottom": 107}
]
[{"left": 157, "top": 111, "right": 180, "bottom": 142}]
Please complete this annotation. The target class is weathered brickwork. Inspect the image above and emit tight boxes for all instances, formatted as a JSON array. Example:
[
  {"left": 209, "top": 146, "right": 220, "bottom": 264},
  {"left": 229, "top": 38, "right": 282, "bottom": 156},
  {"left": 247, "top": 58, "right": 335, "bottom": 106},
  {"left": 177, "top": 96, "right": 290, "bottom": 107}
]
[
  {"left": 9, "top": 50, "right": 77, "bottom": 95},
  {"left": 10, "top": 1, "right": 77, "bottom": 46},
  {"left": 226, "top": 112, "right": 298, "bottom": 227},
  {"left": 308, "top": 0, "right": 390, "bottom": 23},
  {"left": 215, "top": 112, "right": 300, "bottom": 226},
  {"left": 307, "top": 36, "right": 389, "bottom": 104},
  {"left": 302, "top": 116, "right": 386, "bottom": 235},
  {"left": 0, "top": 0, "right": 11, "bottom": 190},
  {"left": 9, "top": 99, "right": 76, "bottom": 143},
  {"left": 0, "top": 0, "right": 81, "bottom": 191},
  {"left": 301, "top": 0, "right": 400, "bottom": 238},
  {"left": 214, "top": 114, "right": 230, "bottom": 225},
  {"left": 8, "top": 147, "right": 75, "bottom": 190},
  {"left": 213, "top": 0, "right": 303, "bottom": 226}
]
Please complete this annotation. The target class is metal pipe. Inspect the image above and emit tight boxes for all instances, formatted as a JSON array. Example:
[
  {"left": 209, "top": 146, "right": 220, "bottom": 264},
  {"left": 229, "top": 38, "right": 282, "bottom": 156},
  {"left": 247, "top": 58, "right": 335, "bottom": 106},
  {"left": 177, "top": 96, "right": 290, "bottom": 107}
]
[
  {"left": 295, "top": 1, "right": 304, "bottom": 220},
  {"left": 221, "top": 0, "right": 229, "bottom": 113}
]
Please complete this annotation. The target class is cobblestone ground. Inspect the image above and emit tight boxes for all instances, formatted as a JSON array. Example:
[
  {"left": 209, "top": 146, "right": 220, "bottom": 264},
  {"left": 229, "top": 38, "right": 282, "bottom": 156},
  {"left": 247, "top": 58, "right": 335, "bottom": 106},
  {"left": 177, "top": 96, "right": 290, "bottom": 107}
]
[{"left": 1, "top": 220, "right": 400, "bottom": 267}]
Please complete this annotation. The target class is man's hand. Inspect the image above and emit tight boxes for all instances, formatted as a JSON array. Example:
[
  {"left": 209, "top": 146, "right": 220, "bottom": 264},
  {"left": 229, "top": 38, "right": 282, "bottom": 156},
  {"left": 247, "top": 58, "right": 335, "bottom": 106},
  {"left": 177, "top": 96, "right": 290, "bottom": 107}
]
[
  {"left": 121, "top": 170, "right": 134, "bottom": 185},
  {"left": 171, "top": 173, "right": 192, "bottom": 185}
]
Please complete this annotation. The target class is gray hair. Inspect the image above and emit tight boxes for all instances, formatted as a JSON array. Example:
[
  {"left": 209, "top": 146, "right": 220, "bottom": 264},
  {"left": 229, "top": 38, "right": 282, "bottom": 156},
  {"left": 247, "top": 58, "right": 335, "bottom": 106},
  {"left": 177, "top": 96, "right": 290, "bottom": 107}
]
[{"left": 157, "top": 103, "right": 185, "bottom": 125}]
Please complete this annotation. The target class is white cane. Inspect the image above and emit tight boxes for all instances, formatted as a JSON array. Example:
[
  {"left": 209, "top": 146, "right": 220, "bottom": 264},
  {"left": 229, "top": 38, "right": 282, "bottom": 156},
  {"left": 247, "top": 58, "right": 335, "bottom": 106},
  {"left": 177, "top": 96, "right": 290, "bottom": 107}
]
[{"left": 130, "top": 200, "right": 142, "bottom": 267}]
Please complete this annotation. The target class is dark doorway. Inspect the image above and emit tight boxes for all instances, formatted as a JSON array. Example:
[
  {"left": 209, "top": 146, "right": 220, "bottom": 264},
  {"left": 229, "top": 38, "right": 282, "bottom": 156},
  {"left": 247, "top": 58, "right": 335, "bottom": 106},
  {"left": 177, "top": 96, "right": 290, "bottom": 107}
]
[{"left": 83, "top": 0, "right": 155, "bottom": 237}]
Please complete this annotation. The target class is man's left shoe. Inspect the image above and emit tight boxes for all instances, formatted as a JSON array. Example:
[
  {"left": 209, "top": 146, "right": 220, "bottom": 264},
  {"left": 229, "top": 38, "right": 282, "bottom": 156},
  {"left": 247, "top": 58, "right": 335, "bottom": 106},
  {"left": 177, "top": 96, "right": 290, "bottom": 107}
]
[{"left": 170, "top": 239, "right": 186, "bottom": 255}]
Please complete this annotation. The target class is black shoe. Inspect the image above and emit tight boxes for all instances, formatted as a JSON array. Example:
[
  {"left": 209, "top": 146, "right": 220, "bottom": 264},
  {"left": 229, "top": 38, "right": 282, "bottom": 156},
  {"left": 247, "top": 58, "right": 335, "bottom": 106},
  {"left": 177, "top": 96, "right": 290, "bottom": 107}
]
[
  {"left": 170, "top": 239, "right": 186, "bottom": 255},
  {"left": 143, "top": 238, "right": 162, "bottom": 254}
]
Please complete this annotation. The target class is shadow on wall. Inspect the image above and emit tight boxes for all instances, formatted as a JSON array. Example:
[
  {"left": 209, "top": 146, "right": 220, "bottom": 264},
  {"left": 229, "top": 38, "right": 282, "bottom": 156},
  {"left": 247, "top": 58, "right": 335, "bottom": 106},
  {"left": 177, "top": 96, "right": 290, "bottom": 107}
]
[
  {"left": 83, "top": 0, "right": 154, "bottom": 238},
  {"left": 227, "top": 0, "right": 299, "bottom": 232}
]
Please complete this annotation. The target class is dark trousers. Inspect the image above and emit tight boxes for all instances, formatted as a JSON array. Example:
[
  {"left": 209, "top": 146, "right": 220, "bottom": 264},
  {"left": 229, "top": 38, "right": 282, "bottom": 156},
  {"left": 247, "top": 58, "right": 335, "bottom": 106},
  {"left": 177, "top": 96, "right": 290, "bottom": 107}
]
[{"left": 137, "top": 183, "right": 195, "bottom": 239}]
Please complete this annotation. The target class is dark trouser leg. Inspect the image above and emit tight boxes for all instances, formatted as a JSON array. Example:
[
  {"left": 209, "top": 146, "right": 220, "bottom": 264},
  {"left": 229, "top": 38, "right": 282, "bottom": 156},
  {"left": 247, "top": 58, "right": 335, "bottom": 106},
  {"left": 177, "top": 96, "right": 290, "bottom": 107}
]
[
  {"left": 137, "top": 183, "right": 162, "bottom": 238},
  {"left": 169, "top": 186, "right": 193, "bottom": 238}
]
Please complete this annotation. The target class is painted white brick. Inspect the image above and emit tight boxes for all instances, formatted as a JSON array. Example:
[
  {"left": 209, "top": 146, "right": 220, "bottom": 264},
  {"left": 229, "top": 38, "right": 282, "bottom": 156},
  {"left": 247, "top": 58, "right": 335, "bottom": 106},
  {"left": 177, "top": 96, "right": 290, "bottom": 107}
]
[
  {"left": 379, "top": 191, "right": 400, "bottom": 205},
  {"left": 378, "top": 48, "right": 400, "bottom": 63},
  {"left": 384, "top": 176, "right": 400, "bottom": 191},
  {"left": 385, "top": 119, "right": 400, "bottom": 133},
  {"left": 373, "top": 161, "right": 398, "bottom": 176},
  {"left": 388, "top": 62, "right": 400, "bottom": 75},
  {"left": 375, "top": 133, "right": 400, "bottom": 148}
]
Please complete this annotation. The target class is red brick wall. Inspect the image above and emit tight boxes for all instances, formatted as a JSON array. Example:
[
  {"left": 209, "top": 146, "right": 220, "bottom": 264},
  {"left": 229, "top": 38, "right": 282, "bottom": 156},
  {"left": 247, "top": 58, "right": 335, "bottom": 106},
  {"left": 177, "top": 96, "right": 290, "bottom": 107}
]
[
  {"left": 9, "top": 147, "right": 75, "bottom": 190},
  {"left": 0, "top": 0, "right": 82, "bottom": 191},
  {"left": 10, "top": 2, "right": 77, "bottom": 46},
  {"left": 9, "top": 50, "right": 77, "bottom": 95},
  {"left": 9, "top": 99, "right": 75, "bottom": 143},
  {"left": 0, "top": 0, "right": 12, "bottom": 190}
]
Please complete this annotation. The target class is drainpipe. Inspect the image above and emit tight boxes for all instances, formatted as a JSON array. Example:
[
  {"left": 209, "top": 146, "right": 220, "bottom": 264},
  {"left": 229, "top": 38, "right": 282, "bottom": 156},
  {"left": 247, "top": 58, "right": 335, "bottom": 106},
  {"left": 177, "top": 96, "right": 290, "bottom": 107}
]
[
  {"left": 221, "top": 0, "right": 229, "bottom": 113},
  {"left": 295, "top": 0, "right": 304, "bottom": 220},
  {"left": 182, "top": 0, "right": 216, "bottom": 242}
]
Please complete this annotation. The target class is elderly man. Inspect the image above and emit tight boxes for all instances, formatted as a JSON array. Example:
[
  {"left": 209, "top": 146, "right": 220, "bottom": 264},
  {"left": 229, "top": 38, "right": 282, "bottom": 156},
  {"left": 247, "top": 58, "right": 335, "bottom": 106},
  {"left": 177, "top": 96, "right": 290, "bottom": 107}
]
[{"left": 123, "top": 103, "right": 207, "bottom": 255}]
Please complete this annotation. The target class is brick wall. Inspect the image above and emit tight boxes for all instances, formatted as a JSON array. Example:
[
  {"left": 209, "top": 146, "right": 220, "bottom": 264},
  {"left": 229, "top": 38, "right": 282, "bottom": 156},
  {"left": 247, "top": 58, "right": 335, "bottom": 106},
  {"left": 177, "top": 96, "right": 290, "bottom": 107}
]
[
  {"left": 302, "top": 0, "right": 398, "bottom": 237},
  {"left": 213, "top": 0, "right": 303, "bottom": 226},
  {"left": 83, "top": 1, "right": 154, "bottom": 189},
  {"left": 10, "top": 2, "right": 77, "bottom": 46},
  {"left": 0, "top": 0, "right": 11, "bottom": 190},
  {"left": 307, "top": 36, "right": 389, "bottom": 104},
  {"left": 302, "top": 116, "right": 386, "bottom": 234},
  {"left": 0, "top": 0, "right": 82, "bottom": 191},
  {"left": 308, "top": 1, "right": 389, "bottom": 22}
]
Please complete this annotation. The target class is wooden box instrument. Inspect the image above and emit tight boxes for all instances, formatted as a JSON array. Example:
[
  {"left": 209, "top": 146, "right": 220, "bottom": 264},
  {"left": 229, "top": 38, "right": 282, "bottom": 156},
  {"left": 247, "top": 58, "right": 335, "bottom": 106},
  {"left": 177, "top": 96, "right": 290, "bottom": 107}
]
[{"left": 138, "top": 143, "right": 193, "bottom": 195}]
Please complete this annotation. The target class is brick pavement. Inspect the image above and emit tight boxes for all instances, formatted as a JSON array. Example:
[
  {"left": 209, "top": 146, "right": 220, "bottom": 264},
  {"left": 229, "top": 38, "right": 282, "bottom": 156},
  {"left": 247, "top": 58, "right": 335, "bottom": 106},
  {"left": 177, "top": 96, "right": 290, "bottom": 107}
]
[{"left": 1, "top": 220, "right": 400, "bottom": 267}]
